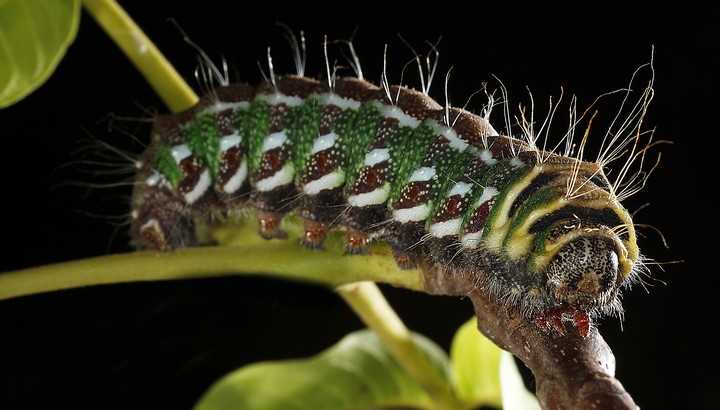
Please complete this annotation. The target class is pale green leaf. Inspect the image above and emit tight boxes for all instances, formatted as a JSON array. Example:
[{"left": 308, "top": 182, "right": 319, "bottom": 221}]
[
  {"left": 0, "top": 0, "right": 81, "bottom": 108},
  {"left": 450, "top": 317, "right": 504, "bottom": 408},
  {"left": 499, "top": 352, "right": 541, "bottom": 410},
  {"left": 450, "top": 317, "right": 540, "bottom": 409},
  {"left": 195, "top": 329, "right": 452, "bottom": 410}
]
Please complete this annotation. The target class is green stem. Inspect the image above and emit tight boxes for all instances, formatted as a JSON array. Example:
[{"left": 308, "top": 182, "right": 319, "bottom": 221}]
[
  {"left": 81, "top": 0, "right": 198, "bottom": 112},
  {"left": 337, "top": 282, "right": 459, "bottom": 409},
  {"left": 0, "top": 239, "right": 424, "bottom": 301}
]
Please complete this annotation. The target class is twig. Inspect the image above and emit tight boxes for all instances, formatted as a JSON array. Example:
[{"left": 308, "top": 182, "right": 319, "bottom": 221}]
[
  {"left": 82, "top": 0, "right": 198, "bottom": 112},
  {"left": 423, "top": 267, "right": 639, "bottom": 410}
]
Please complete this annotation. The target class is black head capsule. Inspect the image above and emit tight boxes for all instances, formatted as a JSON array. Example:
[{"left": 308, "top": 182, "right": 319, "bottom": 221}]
[
  {"left": 529, "top": 222, "right": 635, "bottom": 336},
  {"left": 545, "top": 236, "right": 620, "bottom": 308}
]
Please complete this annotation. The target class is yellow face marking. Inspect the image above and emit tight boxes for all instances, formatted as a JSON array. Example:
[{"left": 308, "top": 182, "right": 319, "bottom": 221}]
[
  {"left": 483, "top": 165, "right": 543, "bottom": 250},
  {"left": 503, "top": 196, "right": 566, "bottom": 260}
]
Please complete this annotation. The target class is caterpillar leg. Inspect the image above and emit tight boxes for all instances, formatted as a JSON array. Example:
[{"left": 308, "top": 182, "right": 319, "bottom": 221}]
[
  {"left": 344, "top": 228, "right": 371, "bottom": 255},
  {"left": 343, "top": 205, "right": 387, "bottom": 255},
  {"left": 301, "top": 219, "right": 328, "bottom": 250},
  {"left": 256, "top": 209, "right": 287, "bottom": 239},
  {"left": 391, "top": 250, "right": 418, "bottom": 270},
  {"left": 136, "top": 218, "right": 174, "bottom": 251},
  {"left": 388, "top": 221, "right": 426, "bottom": 270},
  {"left": 132, "top": 210, "right": 195, "bottom": 251},
  {"left": 533, "top": 305, "right": 591, "bottom": 337}
]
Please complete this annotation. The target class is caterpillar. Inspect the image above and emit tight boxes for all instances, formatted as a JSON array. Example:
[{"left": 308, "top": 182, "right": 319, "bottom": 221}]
[{"left": 129, "top": 34, "right": 656, "bottom": 337}]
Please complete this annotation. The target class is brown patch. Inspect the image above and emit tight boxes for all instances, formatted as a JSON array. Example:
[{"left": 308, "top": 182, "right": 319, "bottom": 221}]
[
  {"left": 345, "top": 228, "right": 371, "bottom": 255},
  {"left": 257, "top": 209, "right": 287, "bottom": 239},
  {"left": 301, "top": 219, "right": 327, "bottom": 249}
]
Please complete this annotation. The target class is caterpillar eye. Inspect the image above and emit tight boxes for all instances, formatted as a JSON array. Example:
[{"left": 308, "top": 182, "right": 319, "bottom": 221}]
[{"left": 545, "top": 236, "right": 620, "bottom": 307}]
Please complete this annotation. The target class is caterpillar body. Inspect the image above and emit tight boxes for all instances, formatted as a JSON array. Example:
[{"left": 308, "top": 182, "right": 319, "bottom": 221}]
[{"left": 130, "top": 41, "right": 653, "bottom": 336}]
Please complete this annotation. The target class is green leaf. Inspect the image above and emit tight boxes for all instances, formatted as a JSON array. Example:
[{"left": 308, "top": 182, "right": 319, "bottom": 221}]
[
  {"left": 450, "top": 317, "right": 504, "bottom": 408},
  {"left": 498, "top": 351, "right": 541, "bottom": 410},
  {"left": 195, "top": 329, "right": 452, "bottom": 410},
  {"left": 0, "top": 0, "right": 81, "bottom": 108},
  {"left": 449, "top": 317, "right": 540, "bottom": 409}
]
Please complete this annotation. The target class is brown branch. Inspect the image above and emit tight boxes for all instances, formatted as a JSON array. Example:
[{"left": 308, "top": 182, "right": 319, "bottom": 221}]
[{"left": 423, "top": 268, "right": 639, "bottom": 410}]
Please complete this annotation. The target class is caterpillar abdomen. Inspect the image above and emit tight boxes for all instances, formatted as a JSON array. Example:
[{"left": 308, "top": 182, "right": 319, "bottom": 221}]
[{"left": 130, "top": 73, "right": 644, "bottom": 335}]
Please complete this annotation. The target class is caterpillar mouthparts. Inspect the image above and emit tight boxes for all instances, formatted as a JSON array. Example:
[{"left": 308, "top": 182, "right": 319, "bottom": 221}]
[
  {"left": 548, "top": 236, "right": 620, "bottom": 301},
  {"left": 129, "top": 37, "right": 656, "bottom": 337}
]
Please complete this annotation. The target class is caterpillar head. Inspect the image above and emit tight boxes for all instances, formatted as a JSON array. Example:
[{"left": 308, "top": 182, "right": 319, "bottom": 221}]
[
  {"left": 528, "top": 193, "right": 640, "bottom": 335},
  {"left": 497, "top": 161, "right": 643, "bottom": 335},
  {"left": 545, "top": 232, "right": 624, "bottom": 309}
]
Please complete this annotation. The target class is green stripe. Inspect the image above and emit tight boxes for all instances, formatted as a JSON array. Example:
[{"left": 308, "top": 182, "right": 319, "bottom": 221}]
[
  {"left": 502, "top": 186, "right": 559, "bottom": 249},
  {"left": 480, "top": 163, "right": 532, "bottom": 240},
  {"left": 387, "top": 123, "right": 437, "bottom": 203},
  {"left": 333, "top": 103, "right": 365, "bottom": 168},
  {"left": 183, "top": 112, "right": 221, "bottom": 178},
  {"left": 235, "top": 99, "right": 271, "bottom": 174},
  {"left": 457, "top": 163, "right": 495, "bottom": 230},
  {"left": 284, "top": 96, "right": 323, "bottom": 174},
  {"left": 338, "top": 102, "right": 383, "bottom": 188},
  {"left": 426, "top": 147, "right": 476, "bottom": 218},
  {"left": 154, "top": 143, "right": 181, "bottom": 189}
]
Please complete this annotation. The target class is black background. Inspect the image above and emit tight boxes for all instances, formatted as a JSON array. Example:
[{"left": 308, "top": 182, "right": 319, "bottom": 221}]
[{"left": 0, "top": 1, "right": 711, "bottom": 409}]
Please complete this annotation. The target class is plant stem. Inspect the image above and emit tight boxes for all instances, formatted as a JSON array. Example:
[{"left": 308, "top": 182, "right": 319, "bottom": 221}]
[
  {"left": 81, "top": 0, "right": 198, "bottom": 112},
  {"left": 337, "top": 282, "right": 459, "bottom": 410},
  {"left": 0, "top": 240, "right": 425, "bottom": 301}
]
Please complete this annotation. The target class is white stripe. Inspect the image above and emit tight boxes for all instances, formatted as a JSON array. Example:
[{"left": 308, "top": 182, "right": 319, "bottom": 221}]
[
  {"left": 444, "top": 132, "right": 469, "bottom": 151},
  {"left": 255, "top": 163, "right": 295, "bottom": 192},
  {"left": 364, "top": 148, "right": 390, "bottom": 166},
  {"left": 474, "top": 186, "right": 498, "bottom": 206},
  {"left": 171, "top": 144, "right": 192, "bottom": 163},
  {"left": 393, "top": 204, "right": 431, "bottom": 223},
  {"left": 347, "top": 185, "right": 391, "bottom": 207},
  {"left": 303, "top": 171, "right": 345, "bottom": 195},
  {"left": 140, "top": 218, "right": 161, "bottom": 233},
  {"left": 311, "top": 133, "right": 337, "bottom": 154},
  {"left": 379, "top": 104, "right": 421, "bottom": 127},
  {"left": 432, "top": 123, "right": 469, "bottom": 151},
  {"left": 323, "top": 93, "right": 362, "bottom": 110},
  {"left": 480, "top": 150, "right": 497, "bottom": 165},
  {"left": 184, "top": 169, "right": 211, "bottom": 203},
  {"left": 262, "top": 131, "right": 288, "bottom": 152},
  {"left": 429, "top": 218, "right": 462, "bottom": 238},
  {"left": 146, "top": 171, "right": 163, "bottom": 186},
  {"left": 510, "top": 157, "right": 524, "bottom": 168},
  {"left": 222, "top": 160, "right": 248, "bottom": 193},
  {"left": 256, "top": 93, "right": 304, "bottom": 106},
  {"left": 220, "top": 134, "right": 242, "bottom": 151},
  {"left": 408, "top": 166, "right": 436, "bottom": 182},
  {"left": 204, "top": 101, "right": 249, "bottom": 113},
  {"left": 448, "top": 181, "right": 473, "bottom": 197},
  {"left": 461, "top": 230, "right": 484, "bottom": 248}
]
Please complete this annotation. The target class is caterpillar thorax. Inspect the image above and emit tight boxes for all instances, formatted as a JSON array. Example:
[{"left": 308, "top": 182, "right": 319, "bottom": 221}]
[{"left": 130, "top": 73, "right": 644, "bottom": 335}]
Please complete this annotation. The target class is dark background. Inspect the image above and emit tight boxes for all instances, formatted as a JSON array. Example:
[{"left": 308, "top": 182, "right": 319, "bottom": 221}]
[{"left": 0, "top": 1, "right": 710, "bottom": 409}]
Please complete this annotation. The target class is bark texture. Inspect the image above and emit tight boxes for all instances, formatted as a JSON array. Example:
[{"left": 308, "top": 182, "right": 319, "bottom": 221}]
[{"left": 423, "top": 269, "right": 639, "bottom": 410}]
